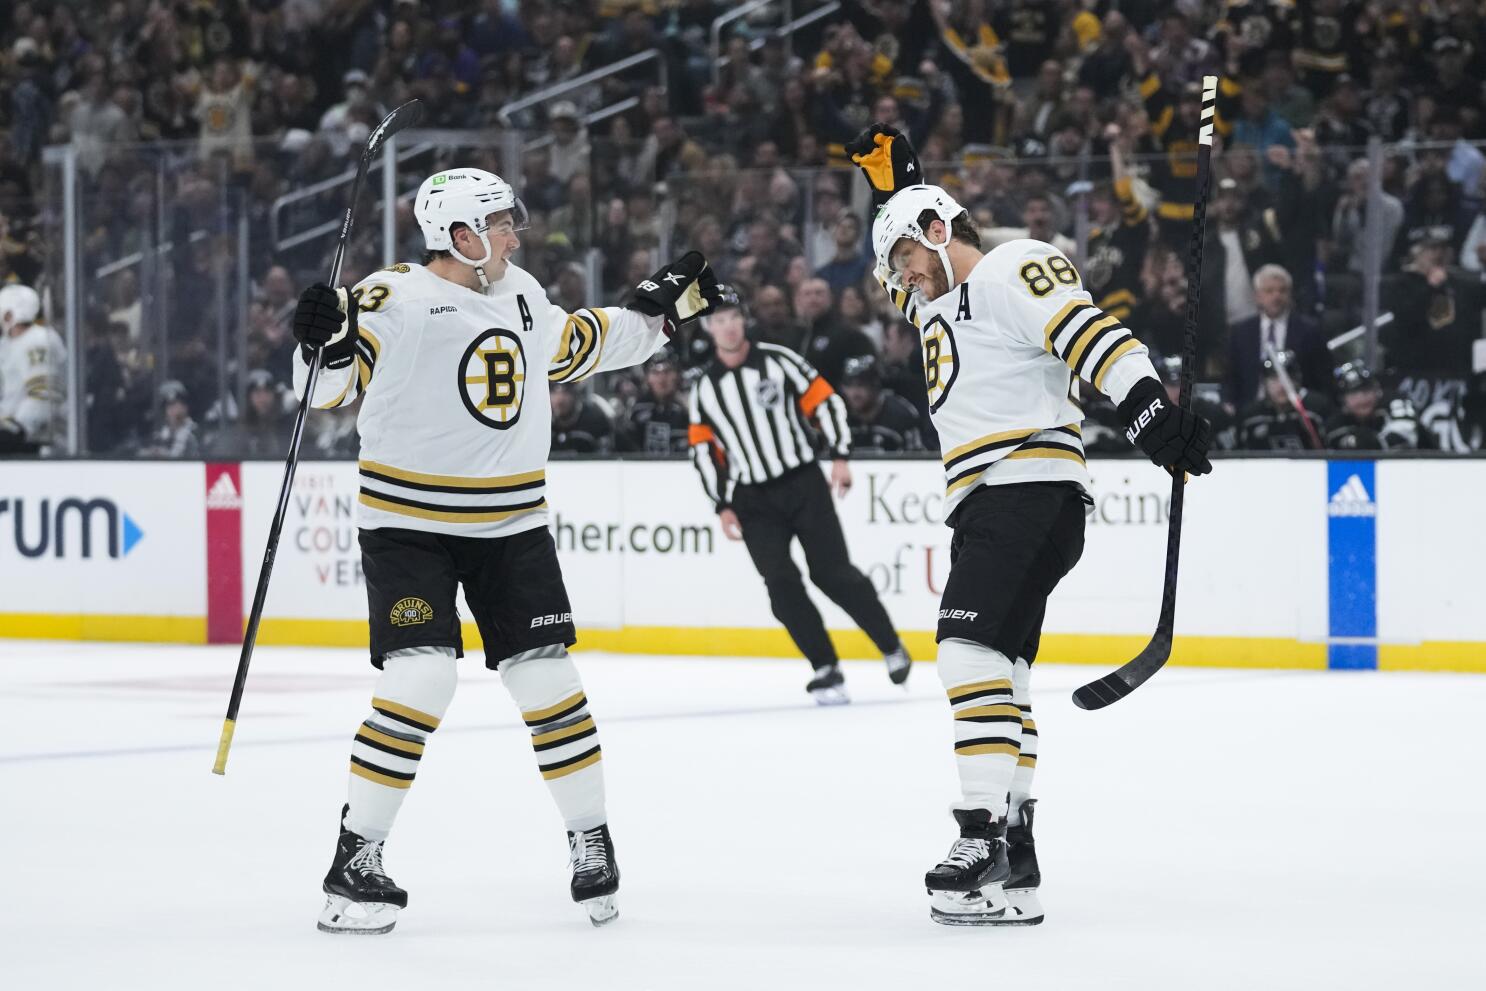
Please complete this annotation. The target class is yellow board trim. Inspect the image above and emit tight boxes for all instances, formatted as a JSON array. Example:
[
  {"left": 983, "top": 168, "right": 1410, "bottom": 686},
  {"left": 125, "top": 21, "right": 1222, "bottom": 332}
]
[
  {"left": 5, "top": 614, "right": 1485, "bottom": 674},
  {"left": 350, "top": 762, "right": 413, "bottom": 789},
  {"left": 371, "top": 696, "right": 442, "bottom": 731},
  {"left": 357, "top": 461, "right": 544, "bottom": 489},
  {"left": 541, "top": 749, "right": 603, "bottom": 780}
]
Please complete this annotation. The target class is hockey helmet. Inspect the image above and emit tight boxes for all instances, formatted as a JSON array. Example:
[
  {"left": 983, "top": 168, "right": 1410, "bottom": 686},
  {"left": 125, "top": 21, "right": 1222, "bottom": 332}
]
[
  {"left": 872, "top": 183, "right": 967, "bottom": 294},
  {"left": 1334, "top": 361, "right": 1377, "bottom": 395},
  {"left": 414, "top": 169, "right": 529, "bottom": 285},
  {"left": 1261, "top": 348, "right": 1301, "bottom": 384},
  {"left": 0, "top": 284, "right": 41, "bottom": 331}
]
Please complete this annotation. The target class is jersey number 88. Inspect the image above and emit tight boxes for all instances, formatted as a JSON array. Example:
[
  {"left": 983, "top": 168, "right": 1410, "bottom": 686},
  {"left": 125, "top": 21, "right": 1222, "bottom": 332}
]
[{"left": 1018, "top": 256, "right": 1079, "bottom": 297}]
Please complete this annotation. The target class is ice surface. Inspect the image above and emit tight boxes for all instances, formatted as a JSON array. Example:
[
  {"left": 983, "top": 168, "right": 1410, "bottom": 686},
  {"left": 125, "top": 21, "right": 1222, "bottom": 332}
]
[{"left": 3, "top": 642, "right": 1483, "bottom": 990}]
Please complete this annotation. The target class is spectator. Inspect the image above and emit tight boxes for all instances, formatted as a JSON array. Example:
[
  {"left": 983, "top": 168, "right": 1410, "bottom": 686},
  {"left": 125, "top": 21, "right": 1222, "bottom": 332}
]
[
  {"left": 1206, "top": 177, "right": 1283, "bottom": 334},
  {"left": 206, "top": 369, "right": 290, "bottom": 459},
  {"left": 550, "top": 381, "right": 614, "bottom": 454},
  {"left": 815, "top": 214, "right": 871, "bottom": 295},
  {"left": 196, "top": 57, "right": 255, "bottom": 167},
  {"left": 983, "top": 192, "right": 1077, "bottom": 255},
  {"left": 792, "top": 277, "right": 874, "bottom": 389},
  {"left": 839, "top": 355, "right": 923, "bottom": 453},
  {"left": 140, "top": 380, "right": 202, "bottom": 458},
  {"left": 546, "top": 102, "right": 591, "bottom": 184},
  {"left": 1225, "top": 264, "right": 1330, "bottom": 408},
  {"left": 1332, "top": 157, "right": 1405, "bottom": 275},
  {"left": 616, "top": 349, "right": 689, "bottom": 454}
]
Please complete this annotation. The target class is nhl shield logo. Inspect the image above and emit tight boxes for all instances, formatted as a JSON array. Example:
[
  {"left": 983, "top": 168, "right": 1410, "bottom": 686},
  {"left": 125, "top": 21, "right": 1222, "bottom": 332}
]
[
  {"left": 755, "top": 379, "right": 782, "bottom": 409},
  {"left": 390, "top": 597, "right": 434, "bottom": 627}
]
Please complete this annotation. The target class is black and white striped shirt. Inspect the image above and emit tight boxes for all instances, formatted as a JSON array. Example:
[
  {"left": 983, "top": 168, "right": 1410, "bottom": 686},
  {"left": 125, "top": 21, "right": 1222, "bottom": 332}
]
[{"left": 688, "top": 343, "right": 851, "bottom": 508}]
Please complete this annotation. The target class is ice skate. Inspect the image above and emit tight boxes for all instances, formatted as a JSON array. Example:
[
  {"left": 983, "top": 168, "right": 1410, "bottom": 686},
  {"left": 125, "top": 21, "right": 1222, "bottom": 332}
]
[
  {"left": 925, "top": 809, "right": 1011, "bottom": 926},
  {"left": 569, "top": 823, "right": 620, "bottom": 927},
  {"left": 806, "top": 663, "right": 850, "bottom": 705},
  {"left": 317, "top": 805, "right": 406, "bottom": 935},
  {"left": 884, "top": 643, "right": 912, "bottom": 685},
  {"left": 1003, "top": 798, "right": 1044, "bottom": 925}
]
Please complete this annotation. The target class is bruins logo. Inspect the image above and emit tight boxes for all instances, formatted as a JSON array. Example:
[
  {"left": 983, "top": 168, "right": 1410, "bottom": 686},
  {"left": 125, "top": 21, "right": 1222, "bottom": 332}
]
[
  {"left": 460, "top": 329, "right": 526, "bottom": 429},
  {"left": 390, "top": 597, "right": 433, "bottom": 627},
  {"left": 922, "top": 315, "right": 959, "bottom": 412},
  {"left": 381, "top": 263, "right": 411, "bottom": 274}
]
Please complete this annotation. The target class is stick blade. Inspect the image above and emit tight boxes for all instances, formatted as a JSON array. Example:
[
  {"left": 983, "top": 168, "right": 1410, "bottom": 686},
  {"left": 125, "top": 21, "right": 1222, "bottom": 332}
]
[
  {"left": 1072, "top": 631, "right": 1173, "bottom": 710},
  {"left": 365, "top": 100, "right": 424, "bottom": 156}
]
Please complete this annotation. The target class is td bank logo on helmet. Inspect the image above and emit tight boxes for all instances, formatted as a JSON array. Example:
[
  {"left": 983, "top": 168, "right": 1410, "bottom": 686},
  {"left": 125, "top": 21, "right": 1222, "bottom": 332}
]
[{"left": 0, "top": 497, "right": 144, "bottom": 559}]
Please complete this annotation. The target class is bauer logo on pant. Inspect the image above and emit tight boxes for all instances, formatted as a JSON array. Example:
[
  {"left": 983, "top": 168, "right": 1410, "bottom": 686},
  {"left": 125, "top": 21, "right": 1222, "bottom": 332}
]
[{"left": 390, "top": 597, "right": 434, "bottom": 627}]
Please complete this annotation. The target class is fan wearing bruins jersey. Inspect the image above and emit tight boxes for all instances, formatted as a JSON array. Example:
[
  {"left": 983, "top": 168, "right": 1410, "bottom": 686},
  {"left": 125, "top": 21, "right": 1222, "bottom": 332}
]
[
  {"left": 848, "top": 126, "right": 1212, "bottom": 927},
  {"left": 290, "top": 168, "right": 726, "bottom": 935}
]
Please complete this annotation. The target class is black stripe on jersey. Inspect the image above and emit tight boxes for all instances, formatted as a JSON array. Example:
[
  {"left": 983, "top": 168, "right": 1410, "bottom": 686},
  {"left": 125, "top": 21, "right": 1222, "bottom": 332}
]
[
  {"left": 1053, "top": 426, "right": 1081, "bottom": 439},
  {"left": 358, "top": 487, "right": 547, "bottom": 514},
  {"left": 1046, "top": 303, "right": 1096, "bottom": 356},
  {"left": 1087, "top": 333, "right": 1134, "bottom": 389},
  {"left": 1071, "top": 325, "right": 1128, "bottom": 378},
  {"left": 355, "top": 337, "right": 378, "bottom": 371},
  {"left": 359, "top": 467, "right": 546, "bottom": 495},
  {"left": 1012, "top": 440, "right": 1086, "bottom": 460},
  {"left": 944, "top": 432, "right": 1035, "bottom": 472},
  {"left": 1022, "top": 726, "right": 1040, "bottom": 738},
  {"left": 350, "top": 755, "right": 416, "bottom": 781}
]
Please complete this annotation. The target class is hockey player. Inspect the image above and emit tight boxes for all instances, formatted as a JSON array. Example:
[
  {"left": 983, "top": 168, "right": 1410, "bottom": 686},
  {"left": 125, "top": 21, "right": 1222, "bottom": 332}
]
[
  {"left": 290, "top": 168, "right": 726, "bottom": 934},
  {"left": 0, "top": 284, "right": 66, "bottom": 455},
  {"left": 1237, "top": 350, "right": 1335, "bottom": 451},
  {"left": 847, "top": 125, "right": 1212, "bottom": 925},
  {"left": 1324, "top": 361, "right": 1426, "bottom": 451}
]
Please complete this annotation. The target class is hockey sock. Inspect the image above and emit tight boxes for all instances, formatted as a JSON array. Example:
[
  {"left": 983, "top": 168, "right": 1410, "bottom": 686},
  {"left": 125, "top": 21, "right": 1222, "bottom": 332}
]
[
  {"left": 1008, "top": 657, "right": 1036, "bottom": 827},
  {"left": 345, "top": 646, "right": 458, "bottom": 841},
  {"left": 937, "top": 638, "right": 1021, "bottom": 820},
  {"left": 500, "top": 644, "right": 607, "bottom": 832}
]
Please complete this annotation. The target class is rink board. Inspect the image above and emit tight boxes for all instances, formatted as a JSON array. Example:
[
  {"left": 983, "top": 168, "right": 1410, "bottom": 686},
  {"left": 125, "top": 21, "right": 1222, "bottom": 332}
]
[{"left": 0, "top": 458, "right": 1482, "bottom": 672}]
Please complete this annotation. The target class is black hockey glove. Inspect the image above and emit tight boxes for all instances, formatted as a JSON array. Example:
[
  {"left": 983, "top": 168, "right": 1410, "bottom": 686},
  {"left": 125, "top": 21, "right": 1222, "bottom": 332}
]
[
  {"left": 847, "top": 124, "right": 922, "bottom": 206},
  {"left": 630, "top": 251, "right": 733, "bottom": 335},
  {"left": 1119, "top": 378, "right": 1213, "bottom": 476},
  {"left": 292, "top": 283, "right": 359, "bottom": 370}
]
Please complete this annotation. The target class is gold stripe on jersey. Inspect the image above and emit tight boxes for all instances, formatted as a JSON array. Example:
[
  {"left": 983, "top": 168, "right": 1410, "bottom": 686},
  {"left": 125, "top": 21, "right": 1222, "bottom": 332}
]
[
  {"left": 942, "top": 427, "right": 1039, "bottom": 468},
  {"left": 1004, "top": 444, "right": 1086, "bottom": 465},
  {"left": 1065, "top": 314, "right": 1122, "bottom": 370},
  {"left": 523, "top": 690, "right": 588, "bottom": 727},
  {"left": 955, "top": 740, "right": 1021, "bottom": 758},
  {"left": 947, "top": 678, "right": 1013, "bottom": 704},
  {"left": 357, "top": 724, "right": 426, "bottom": 757},
  {"left": 359, "top": 492, "right": 546, "bottom": 524},
  {"left": 539, "top": 746, "right": 602, "bottom": 780},
  {"left": 349, "top": 759, "right": 414, "bottom": 789},
  {"left": 1093, "top": 338, "right": 1144, "bottom": 391},
  {"left": 371, "top": 697, "right": 442, "bottom": 732},
  {"left": 316, "top": 371, "right": 358, "bottom": 410},
  {"left": 549, "top": 308, "right": 611, "bottom": 382},
  {"left": 359, "top": 461, "right": 544, "bottom": 490}
]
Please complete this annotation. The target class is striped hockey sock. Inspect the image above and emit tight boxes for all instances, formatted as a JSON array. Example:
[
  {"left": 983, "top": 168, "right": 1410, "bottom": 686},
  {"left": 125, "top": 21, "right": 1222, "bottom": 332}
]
[
  {"left": 501, "top": 646, "right": 607, "bottom": 832},
  {"left": 1008, "top": 657, "right": 1037, "bottom": 826},
  {"left": 345, "top": 647, "right": 457, "bottom": 842},
  {"left": 938, "top": 638, "right": 1021, "bottom": 820}
]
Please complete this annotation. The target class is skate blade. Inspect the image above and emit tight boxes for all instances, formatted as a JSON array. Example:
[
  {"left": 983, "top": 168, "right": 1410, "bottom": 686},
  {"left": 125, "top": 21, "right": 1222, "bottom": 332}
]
[
  {"left": 1002, "top": 887, "right": 1044, "bottom": 926},
  {"left": 810, "top": 686, "right": 850, "bottom": 706},
  {"left": 582, "top": 894, "right": 619, "bottom": 927},
  {"left": 317, "top": 894, "right": 398, "bottom": 935},
  {"left": 928, "top": 884, "right": 1010, "bottom": 927}
]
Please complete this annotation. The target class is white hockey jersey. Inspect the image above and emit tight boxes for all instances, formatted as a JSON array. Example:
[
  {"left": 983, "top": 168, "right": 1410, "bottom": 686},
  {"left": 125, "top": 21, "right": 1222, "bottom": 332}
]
[
  {"left": 293, "top": 261, "right": 666, "bottom": 538},
  {"left": 0, "top": 322, "right": 67, "bottom": 444},
  {"left": 881, "top": 238, "right": 1159, "bottom": 518}
]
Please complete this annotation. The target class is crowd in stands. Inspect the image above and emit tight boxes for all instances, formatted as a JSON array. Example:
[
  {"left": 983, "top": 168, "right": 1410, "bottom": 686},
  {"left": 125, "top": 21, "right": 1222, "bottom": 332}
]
[{"left": 1, "top": 0, "right": 1485, "bottom": 459}]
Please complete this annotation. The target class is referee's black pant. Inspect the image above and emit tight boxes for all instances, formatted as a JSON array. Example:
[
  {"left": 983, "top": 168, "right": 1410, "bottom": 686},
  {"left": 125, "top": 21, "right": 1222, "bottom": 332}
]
[{"left": 731, "top": 464, "right": 899, "bottom": 670}]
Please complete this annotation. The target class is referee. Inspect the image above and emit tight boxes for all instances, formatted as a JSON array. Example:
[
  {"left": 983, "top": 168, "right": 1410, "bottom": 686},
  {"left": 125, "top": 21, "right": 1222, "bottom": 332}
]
[{"left": 687, "top": 298, "right": 910, "bottom": 703}]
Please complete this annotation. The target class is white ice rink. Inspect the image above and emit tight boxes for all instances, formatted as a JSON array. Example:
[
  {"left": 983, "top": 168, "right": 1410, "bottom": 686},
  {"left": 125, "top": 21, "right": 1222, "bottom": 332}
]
[{"left": 3, "top": 642, "right": 1483, "bottom": 991}]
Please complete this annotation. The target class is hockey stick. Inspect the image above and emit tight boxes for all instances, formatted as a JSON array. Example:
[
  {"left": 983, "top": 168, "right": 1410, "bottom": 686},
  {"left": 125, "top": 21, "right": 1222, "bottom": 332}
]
[
  {"left": 1072, "top": 77, "right": 1217, "bottom": 712},
  {"left": 213, "top": 100, "right": 423, "bottom": 774},
  {"left": 1262, "top": 340, "right": 1325, "bottom": 449}
]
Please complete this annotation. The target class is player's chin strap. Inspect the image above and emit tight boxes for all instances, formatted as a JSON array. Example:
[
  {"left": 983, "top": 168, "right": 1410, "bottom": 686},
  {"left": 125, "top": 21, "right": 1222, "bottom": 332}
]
[
  {"left": 452, "top": 231, "right": 496, "bottom": 288},
  {"left": 921, "top": 228, "right": 957, "bottom": 292}
]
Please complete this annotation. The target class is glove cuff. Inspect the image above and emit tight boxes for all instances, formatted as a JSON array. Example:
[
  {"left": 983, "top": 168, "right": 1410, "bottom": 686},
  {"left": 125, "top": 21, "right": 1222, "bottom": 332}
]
[{"left": 1117, "top": 376, "right": 1166, "bottom": 424}]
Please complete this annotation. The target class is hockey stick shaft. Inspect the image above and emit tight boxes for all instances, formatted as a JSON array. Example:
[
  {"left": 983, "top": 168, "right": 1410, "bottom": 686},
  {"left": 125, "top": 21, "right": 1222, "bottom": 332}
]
[
  {"left": 1262, "top": 340, "right": 1325, "bottom": 449},
  {"left": 214, "top": 101, "right": 423, "bottom": 774},
  {"left": 1073, "top": 77, "right": 1216, "bottom": 710}
]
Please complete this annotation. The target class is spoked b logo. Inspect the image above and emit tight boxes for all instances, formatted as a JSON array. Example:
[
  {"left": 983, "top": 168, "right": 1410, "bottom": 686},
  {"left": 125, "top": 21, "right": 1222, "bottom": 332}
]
[{"left": 460, "top": 329, "right": 527, "bottom": 430}]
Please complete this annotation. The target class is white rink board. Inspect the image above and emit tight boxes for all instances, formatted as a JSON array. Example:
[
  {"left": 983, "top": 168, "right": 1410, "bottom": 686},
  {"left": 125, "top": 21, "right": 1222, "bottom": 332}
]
[{"left": 0, "top": 461, "right": 205, "bottom": 616}]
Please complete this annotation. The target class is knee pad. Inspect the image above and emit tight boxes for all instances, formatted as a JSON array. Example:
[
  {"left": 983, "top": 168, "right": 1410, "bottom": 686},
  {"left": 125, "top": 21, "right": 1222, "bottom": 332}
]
[
  {"left": 368, "top": 645, "right": 458, "bottom": 737},
  {"left": 938, "top": 637, "right": 1015, "bottom": 697},
  {"left": 501, "top": 644, "right": 590, "bottom": 733}
]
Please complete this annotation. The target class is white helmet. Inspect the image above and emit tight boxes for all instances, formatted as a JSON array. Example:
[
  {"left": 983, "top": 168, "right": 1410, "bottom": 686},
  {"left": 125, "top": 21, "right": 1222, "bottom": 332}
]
[
  {"left": 871, "top": 184, "right": 966, "bottom": 294},
  {"left": 0, "top": 284, "right": 40, "bottom": 332},
  {"left": 414, "top": 168, "right": 529, "bottom": 285}
]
